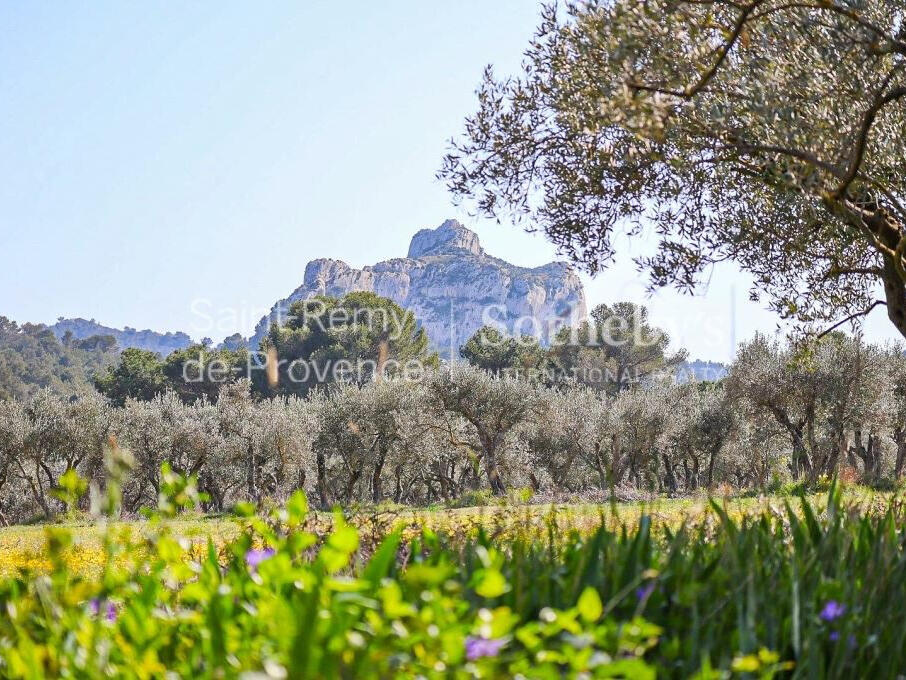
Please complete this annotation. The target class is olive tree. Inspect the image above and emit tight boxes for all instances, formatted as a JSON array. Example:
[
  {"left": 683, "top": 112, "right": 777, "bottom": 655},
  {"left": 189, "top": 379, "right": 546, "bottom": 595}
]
[
  {"left": 0, "top": 400, "right": 28, "bottom": 523},
  {"left": 668, "top": 384, "right": 735, "bottom": 490},
  {"left": 397, "top": 380, "right": 485, "bottom": 503},
  {"left": 215, "top": 381, "right": 314, "bottom": 506},
  {"left": 428, "top": 364, "right": 541, "bottom": 495},
  {"left": 116, "top": 393, "right": 220, "bottom": 512},
  {"left": 719, "top": 414, "right": 789, "bottom": 490},
  {"left": 310, "top": 379, "right": 416, "bottom": 507},
  {"left": 116, "top": 384, "right": 314, "bottom": 512},
  {"left": 728, "top": 332, "right": 892, "bottom": 482},
  {"left": 810, "top": 335, "right": 888, "bottom": 481},
  {"left": 881, "top": 346, "right": 906, "bottom": 478},
  {"left": 524, "top": 387, "right": 622, "bottom": 491},
  {"left": 0, "top": 391, "right": 113, "bottom": 518},
  {"left": 443, "top": 2, "right": 906, "bottom": 340},
  {"left": 255, "top": 395, "right": 316, "bottom": 503},
  {"left": 726, "top": 335, "right": 823, "bottom": 479},
  {"left": 610, "top": 383, "right": 678, "bottom": 492}
]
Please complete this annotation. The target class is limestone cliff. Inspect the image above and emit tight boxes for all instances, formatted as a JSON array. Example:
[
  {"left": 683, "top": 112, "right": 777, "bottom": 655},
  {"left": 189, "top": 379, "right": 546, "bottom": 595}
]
[{"left": 252, "top": 220, "right": 588, "bottom": 354}]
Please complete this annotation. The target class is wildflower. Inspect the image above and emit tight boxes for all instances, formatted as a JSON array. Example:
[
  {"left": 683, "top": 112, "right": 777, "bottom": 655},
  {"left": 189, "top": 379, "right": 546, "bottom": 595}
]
[
  {"left": 245, "top": 548, "right": 276, "bottom": 570},
  {"left": 89, "top": 598, "right": 117, "bottom": 622},
  {"left": 820, "top": 600, "right": 845, "bottom": 622},
  {"left": 636, "top": 582, "right": 656, "bottom": 601},
  {"left": 829, "top": 631, "right": 857, "bottom": 648},
  {"left": 465, "top": 636, "right": 506, "bottom": 660}
]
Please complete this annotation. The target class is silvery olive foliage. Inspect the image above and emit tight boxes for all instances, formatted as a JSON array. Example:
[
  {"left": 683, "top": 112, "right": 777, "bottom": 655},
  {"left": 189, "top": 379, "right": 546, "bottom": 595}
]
[
  {"left": 727, "top": 332, "right": 893, "bottom": 482},
  {"left": 427, "top": 364, "right": 544, "bottom": 495},
  {"left": 2, "top": 338, "right": 906, "bottom": 523},
  {"left": 308, "top": 379, "right": 420, "bottom": 507},
  {"left": 524, "top": 387, "right": 616, "bottom": 490},
  {"left": 442, "top": 1, "right": 906, "bottom": 339},
  {"left": 885, "top": 350, "right": 906, "bottom": 477}
]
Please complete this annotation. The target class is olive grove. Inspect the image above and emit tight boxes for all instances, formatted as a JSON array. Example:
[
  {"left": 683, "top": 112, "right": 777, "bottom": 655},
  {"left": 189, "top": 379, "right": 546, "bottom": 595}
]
[{"left": 0, "top": 333, "right": 902, "bottom": 524}]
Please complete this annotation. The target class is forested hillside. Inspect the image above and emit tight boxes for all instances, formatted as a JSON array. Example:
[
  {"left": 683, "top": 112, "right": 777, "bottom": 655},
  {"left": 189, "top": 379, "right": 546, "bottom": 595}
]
[{"left": 0, "top": 317, "right": 119, "bottom": 400}]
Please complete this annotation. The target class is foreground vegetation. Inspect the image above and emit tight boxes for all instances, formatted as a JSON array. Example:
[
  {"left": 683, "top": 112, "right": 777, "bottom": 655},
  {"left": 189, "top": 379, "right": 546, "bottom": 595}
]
[{"left": 0, "top": 453, "right": 902, "bottom": 678}]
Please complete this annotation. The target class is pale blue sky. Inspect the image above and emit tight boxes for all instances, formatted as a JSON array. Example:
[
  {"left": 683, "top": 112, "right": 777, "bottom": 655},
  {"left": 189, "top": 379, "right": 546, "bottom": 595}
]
[{"left": 0, "top": 2, "right": 898, "bottom": 361}]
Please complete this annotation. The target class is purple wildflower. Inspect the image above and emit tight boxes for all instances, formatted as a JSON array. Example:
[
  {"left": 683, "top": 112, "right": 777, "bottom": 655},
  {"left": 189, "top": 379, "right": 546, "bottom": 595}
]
[
  {"left": 465, "top": 636, "right": 506, "bottom": 661},
  {"left": 245, "top": 547, "right": 276, "bottom": 570},
  {"left": 89, "top": 598, "right": 117, "bottom": 622},
  {"left": 636, "top": 582, "right": 656, "bottom": 601},
  {"left": 829, "top": 631, "right": 857, "bottom": 648},
  {"left": 820, "top": 600, "right": 846, "bottom": 622}
]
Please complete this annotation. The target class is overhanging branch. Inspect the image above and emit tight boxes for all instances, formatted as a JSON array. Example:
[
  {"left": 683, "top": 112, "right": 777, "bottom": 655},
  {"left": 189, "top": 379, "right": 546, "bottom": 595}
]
[{"left": 816, "top": 300, "right": 886, "bottom": 339}]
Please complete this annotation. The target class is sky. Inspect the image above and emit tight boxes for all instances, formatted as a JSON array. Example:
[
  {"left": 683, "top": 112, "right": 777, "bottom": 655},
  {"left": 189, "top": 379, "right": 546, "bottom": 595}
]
[{"left": 0, "top": 2, "right": 899, "bottom": 363}]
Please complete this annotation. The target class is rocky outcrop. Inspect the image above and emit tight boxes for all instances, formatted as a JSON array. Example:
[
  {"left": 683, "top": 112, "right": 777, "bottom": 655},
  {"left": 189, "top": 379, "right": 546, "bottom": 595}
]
[
  {"left": 408, "top": 220, "right": 483, "bottom": 258},
  {"left": 252, "top": 219, "right": 587, "bottom": 354}
]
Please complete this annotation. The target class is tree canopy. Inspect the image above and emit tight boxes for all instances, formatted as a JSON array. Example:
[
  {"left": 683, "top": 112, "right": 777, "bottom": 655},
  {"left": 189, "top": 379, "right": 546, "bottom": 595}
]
[
  {"left": 459, "top": 303, "right": 684, "bottom": 391},
  {"left": 459, "top": 325, "right": 548, "bottom": 377},
  {"left": 94, "top": 348, "right": 168, "bottom": 407},
  {"left": 162, "top": 344, "right": 248, "bottom": 404},
  {"left": 93, "top": 344, "right": 249, "bottom": 406},
  {"left": 550, "top": 302, "right": 686, "bottom": 393},
  {"left": 258, "top": 292, "right": 437, "bottom": 397},
  {"left": 0, "top": 318, "right": 119, "bottom": 400},
  {"left": 441, "top": 1, "right": 906, "bottom": 339}
]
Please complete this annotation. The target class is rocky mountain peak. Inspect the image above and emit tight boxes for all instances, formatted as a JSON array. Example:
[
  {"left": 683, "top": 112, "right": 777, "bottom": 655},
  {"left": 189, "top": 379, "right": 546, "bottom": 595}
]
[
  {"left": 252, "top": 219, "right": 587, "bottom": 354},
  {"left": 303, "top": 258, "right": 352, "bottom": 289},
  {"left": 407, "top": 219, "right": 483, "bottom": 258}
]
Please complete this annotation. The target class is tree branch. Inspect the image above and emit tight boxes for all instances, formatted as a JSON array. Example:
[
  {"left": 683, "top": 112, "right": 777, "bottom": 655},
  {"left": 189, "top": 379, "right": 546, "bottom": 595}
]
[
  {"left": 815, "top": 301, "right": 886, "bottom": 340},
  {"left": 629, "top": 1, "right": 764, "bottom": 99},
  {"left": 835, "top": 85, "right": 906, "bottom": 199}
]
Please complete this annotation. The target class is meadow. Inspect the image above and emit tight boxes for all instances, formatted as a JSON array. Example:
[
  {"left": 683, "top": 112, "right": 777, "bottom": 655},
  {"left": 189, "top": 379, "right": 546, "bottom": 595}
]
[
  {"left": 0, "top": 473, "right": 902, "bottom": 678},
  {"left": 0, "top": 490, "right": 871, "bottom": 577}
]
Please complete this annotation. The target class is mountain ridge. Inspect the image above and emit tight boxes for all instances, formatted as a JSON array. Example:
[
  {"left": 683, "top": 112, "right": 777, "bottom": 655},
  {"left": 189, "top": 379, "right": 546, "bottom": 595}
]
[
  {"left": 250, "top": 219, "right": 589, "bottom": 354},
  {"left": 49, "top": 318, "right": 194, "bottom": 355}
]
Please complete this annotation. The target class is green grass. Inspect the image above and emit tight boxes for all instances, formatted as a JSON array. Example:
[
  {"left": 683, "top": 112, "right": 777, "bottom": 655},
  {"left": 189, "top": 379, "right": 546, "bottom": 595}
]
[
  {"left": 0, "top": 488, "right": 886, "bottom": 577},
  {"left": 0, "top": 484, "right": 900, "bottom": 677}
]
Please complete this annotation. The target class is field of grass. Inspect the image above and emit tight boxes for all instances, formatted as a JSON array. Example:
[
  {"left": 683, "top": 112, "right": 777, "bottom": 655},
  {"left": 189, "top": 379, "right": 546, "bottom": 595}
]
[
  {"left": 0, "top": 483, "right": 903, "bottom": 677},
  {"left": 0, "top": 492, "right": 852, "bottom": 577},
  {"left": 0, "top": 490, "right": 884, "bottom": 577}
]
